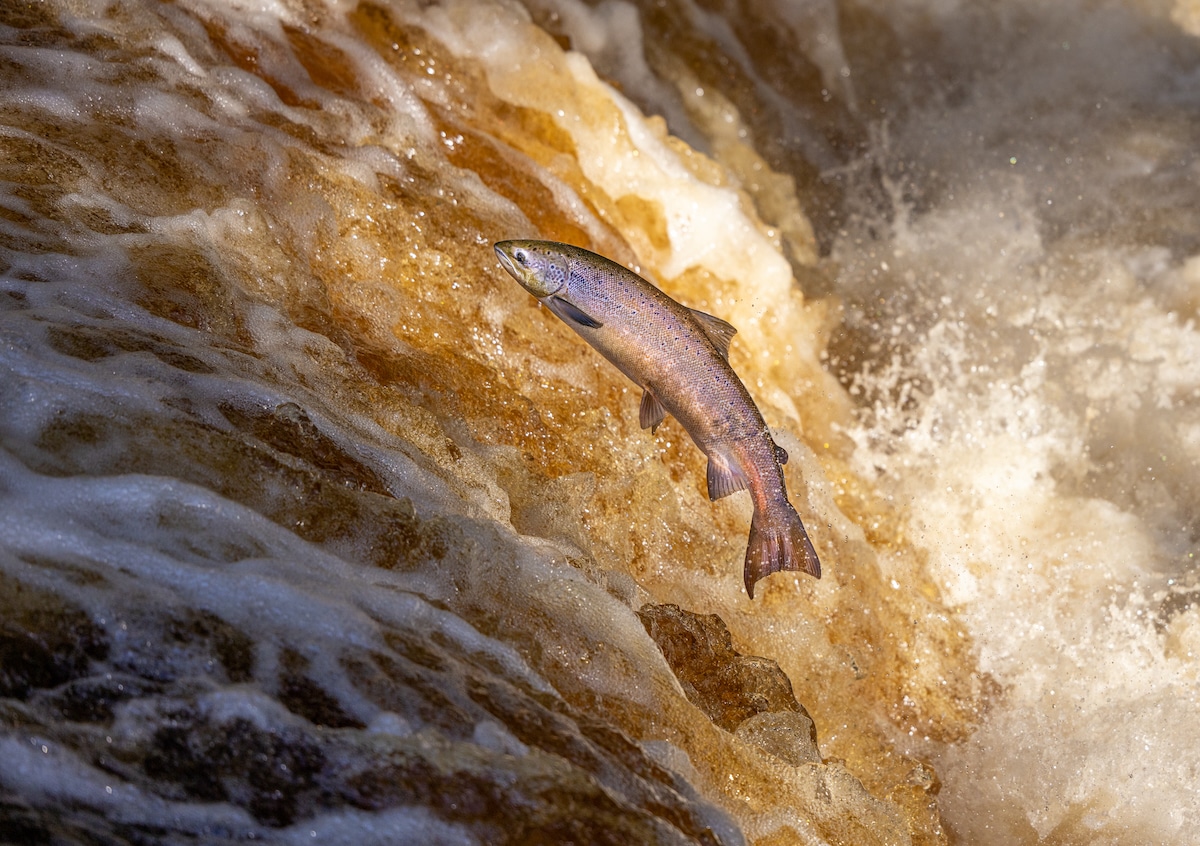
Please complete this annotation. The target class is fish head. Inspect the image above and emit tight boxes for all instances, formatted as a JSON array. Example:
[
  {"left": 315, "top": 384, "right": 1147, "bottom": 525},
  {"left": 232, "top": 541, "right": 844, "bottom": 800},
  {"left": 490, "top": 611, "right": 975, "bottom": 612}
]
[{"left": 494, "top": 240, "right": 570, "bottom": 298}]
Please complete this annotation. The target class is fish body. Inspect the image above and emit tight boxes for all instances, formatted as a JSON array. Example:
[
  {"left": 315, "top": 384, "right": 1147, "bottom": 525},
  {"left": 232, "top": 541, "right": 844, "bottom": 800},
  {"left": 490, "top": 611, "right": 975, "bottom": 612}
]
[{"left": 495, "top": 239, "right": 821, "bottom": 598}]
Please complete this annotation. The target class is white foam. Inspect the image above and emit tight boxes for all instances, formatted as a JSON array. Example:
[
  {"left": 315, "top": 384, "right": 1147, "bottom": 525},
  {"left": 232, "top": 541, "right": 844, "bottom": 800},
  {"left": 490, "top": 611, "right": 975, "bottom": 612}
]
[
  {"left": 3, "top": 0, "right": 1199, "bottom": 841},
  {"left": 833, "top": 5, "right": 1200, "bottom": 829},
  {"left": 842, "top": 219, "right": 1200, "bottom": 837},
  {"left": 533, "top": 0, "right": 701, "bottom": 145},
  {"left": 367, "top": 711, "right": 415, "bottom": 737},
  {"left": 433, "top": 0, "right": 802, "bottom": 342},
  {"left": 278, "top": 807, "right": 479, "bottom": 846}
]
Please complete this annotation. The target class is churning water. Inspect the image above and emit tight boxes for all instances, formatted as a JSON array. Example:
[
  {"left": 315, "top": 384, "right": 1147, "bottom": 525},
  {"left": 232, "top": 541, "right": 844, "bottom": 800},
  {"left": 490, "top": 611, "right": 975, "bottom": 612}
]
[{"left": 1, "top": 0, "right": 1198, "bottom": 843}]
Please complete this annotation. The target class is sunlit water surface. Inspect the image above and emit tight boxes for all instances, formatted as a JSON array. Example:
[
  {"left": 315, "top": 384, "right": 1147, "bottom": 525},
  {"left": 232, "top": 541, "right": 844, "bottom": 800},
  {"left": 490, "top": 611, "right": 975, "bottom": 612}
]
[{"left": 1, "top": 0, "right": 1198, "bottom": 843}]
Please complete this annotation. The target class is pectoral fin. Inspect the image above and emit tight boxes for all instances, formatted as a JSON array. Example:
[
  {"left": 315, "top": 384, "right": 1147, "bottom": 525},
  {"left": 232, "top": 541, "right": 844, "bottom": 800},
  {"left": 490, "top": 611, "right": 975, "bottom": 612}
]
[
  {"left": 706, "top": 449, "right": 750, "bottom": 500},
  {"left": 545, "top": 296, "right": 603, "bottom": 329},
  {"left": 640, "top": 388, "right": 667, "bottom": 433},
  {"left": 688, "top": 308, "right": 737, "bottom": 360}
]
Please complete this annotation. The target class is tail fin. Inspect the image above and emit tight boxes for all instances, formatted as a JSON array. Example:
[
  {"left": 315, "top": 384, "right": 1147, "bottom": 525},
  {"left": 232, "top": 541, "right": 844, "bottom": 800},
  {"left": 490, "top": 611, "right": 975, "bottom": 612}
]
[{"left": 744, "top": 505, "right": 821, "bottom": 599}]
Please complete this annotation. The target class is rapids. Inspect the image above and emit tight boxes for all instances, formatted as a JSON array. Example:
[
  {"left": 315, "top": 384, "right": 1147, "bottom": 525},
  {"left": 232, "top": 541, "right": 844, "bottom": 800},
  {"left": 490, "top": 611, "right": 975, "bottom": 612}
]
[{"left": 1, "top": 0, "right": 1198, "bottom": 843}]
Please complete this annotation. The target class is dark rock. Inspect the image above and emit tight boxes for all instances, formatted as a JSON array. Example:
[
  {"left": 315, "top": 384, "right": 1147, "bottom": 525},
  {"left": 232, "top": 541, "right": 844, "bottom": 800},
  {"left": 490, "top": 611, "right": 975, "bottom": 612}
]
[
  {"left": 0, "top": 573, "right": 108, "bottom": 699},
  {"left": 42, "top": 673, "right": 158, "bottom": 724},
  {"left": 43, "top": 323, "right": 214, "bottom": 373},
  {"left": 278, "top": 649, "right": 366, "bottom": 729},
  {"left": 108, "top": 608, "right": 256, "bottom": 685},
  {"left": 218, "top": 400, "right": 391, "bottom": 496},
  {"left": 0, "top": 794, "right": 52, "bottom": 846},
  {"left": 636, "top": 603, "right": 816, "bottom": 738},
  {"left": 142, "top": 709, "right": 326, "bottom": 826}
]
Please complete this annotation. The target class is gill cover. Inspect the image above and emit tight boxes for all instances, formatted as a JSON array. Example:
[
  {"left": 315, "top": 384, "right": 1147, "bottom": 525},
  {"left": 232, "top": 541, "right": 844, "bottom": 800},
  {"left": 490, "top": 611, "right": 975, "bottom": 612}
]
[{"left": 494, "top": 240, "right": 570, "bottom": 298}]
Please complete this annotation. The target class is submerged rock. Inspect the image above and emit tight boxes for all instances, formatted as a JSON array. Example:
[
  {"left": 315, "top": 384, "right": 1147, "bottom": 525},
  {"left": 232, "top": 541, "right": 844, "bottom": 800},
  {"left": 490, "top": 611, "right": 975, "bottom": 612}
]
[
  {"left": 638, "top": 602, "right": 824, "bottom": 768},
  {"left": 733, "top": 712, "right": 821, "bottom": 767},
  {"left": 636, "top": 603, "right": 816, "bottom": 738},
  {"left": 0, "top": 574, "right": 108, "bottom": 700}
]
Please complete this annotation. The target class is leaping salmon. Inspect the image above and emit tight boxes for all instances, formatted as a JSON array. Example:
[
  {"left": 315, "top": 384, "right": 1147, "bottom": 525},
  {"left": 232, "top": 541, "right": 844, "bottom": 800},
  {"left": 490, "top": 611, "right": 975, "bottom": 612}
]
[{"left": 494, "top": 239, "right": 821, "bottom": 598}]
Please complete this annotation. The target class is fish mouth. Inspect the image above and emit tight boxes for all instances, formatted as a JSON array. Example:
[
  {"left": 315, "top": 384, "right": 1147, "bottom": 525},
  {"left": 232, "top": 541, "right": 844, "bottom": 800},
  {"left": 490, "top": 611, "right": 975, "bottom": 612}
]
[{"left": 494, "top": 242, "right": 521, "bottom": 280}]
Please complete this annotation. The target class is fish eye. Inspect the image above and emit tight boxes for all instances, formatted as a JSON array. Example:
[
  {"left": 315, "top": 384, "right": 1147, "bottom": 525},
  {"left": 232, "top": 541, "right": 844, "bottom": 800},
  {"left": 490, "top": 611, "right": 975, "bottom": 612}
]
[{"left": 515, "top": 250, "right": 529, "bottom": 266}]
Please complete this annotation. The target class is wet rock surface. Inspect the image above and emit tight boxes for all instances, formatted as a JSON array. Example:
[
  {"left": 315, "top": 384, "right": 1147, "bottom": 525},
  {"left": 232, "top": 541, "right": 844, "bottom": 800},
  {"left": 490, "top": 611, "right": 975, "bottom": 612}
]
[
  {"left": 0, "top": 574, "right": 109, "bottom": 700},
  {"left": 637, "top": 603, "right": 817, "bottom": 739},
  {"left": 0, "top": 580, "right": 738, "bottom": 846},
  {"left": 733, "top": 711, "right": 821, "bottom": 767},
  {"left": 7, "top": 0, "right": 1195, "bottom": 841}
]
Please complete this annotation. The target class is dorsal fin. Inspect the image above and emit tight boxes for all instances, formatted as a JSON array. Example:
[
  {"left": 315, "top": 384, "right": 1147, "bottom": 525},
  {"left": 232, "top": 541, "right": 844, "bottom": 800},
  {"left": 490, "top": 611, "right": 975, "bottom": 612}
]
[
  {"left": 639, "top": 388, "right": 667, "bottom": 433},
  {"left": 688, "top": 308, "right": 737, "bottom": 360}
]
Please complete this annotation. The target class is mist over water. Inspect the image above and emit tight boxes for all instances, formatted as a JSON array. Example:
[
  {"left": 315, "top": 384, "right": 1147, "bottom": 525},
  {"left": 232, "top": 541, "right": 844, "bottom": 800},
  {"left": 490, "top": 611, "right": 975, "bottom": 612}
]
[
  {"left": 1, "top": 0, "right": 1199, "bottom": 843},
  {"left": 820, "top": 2, "right": 1200, "bottom": 839}
]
